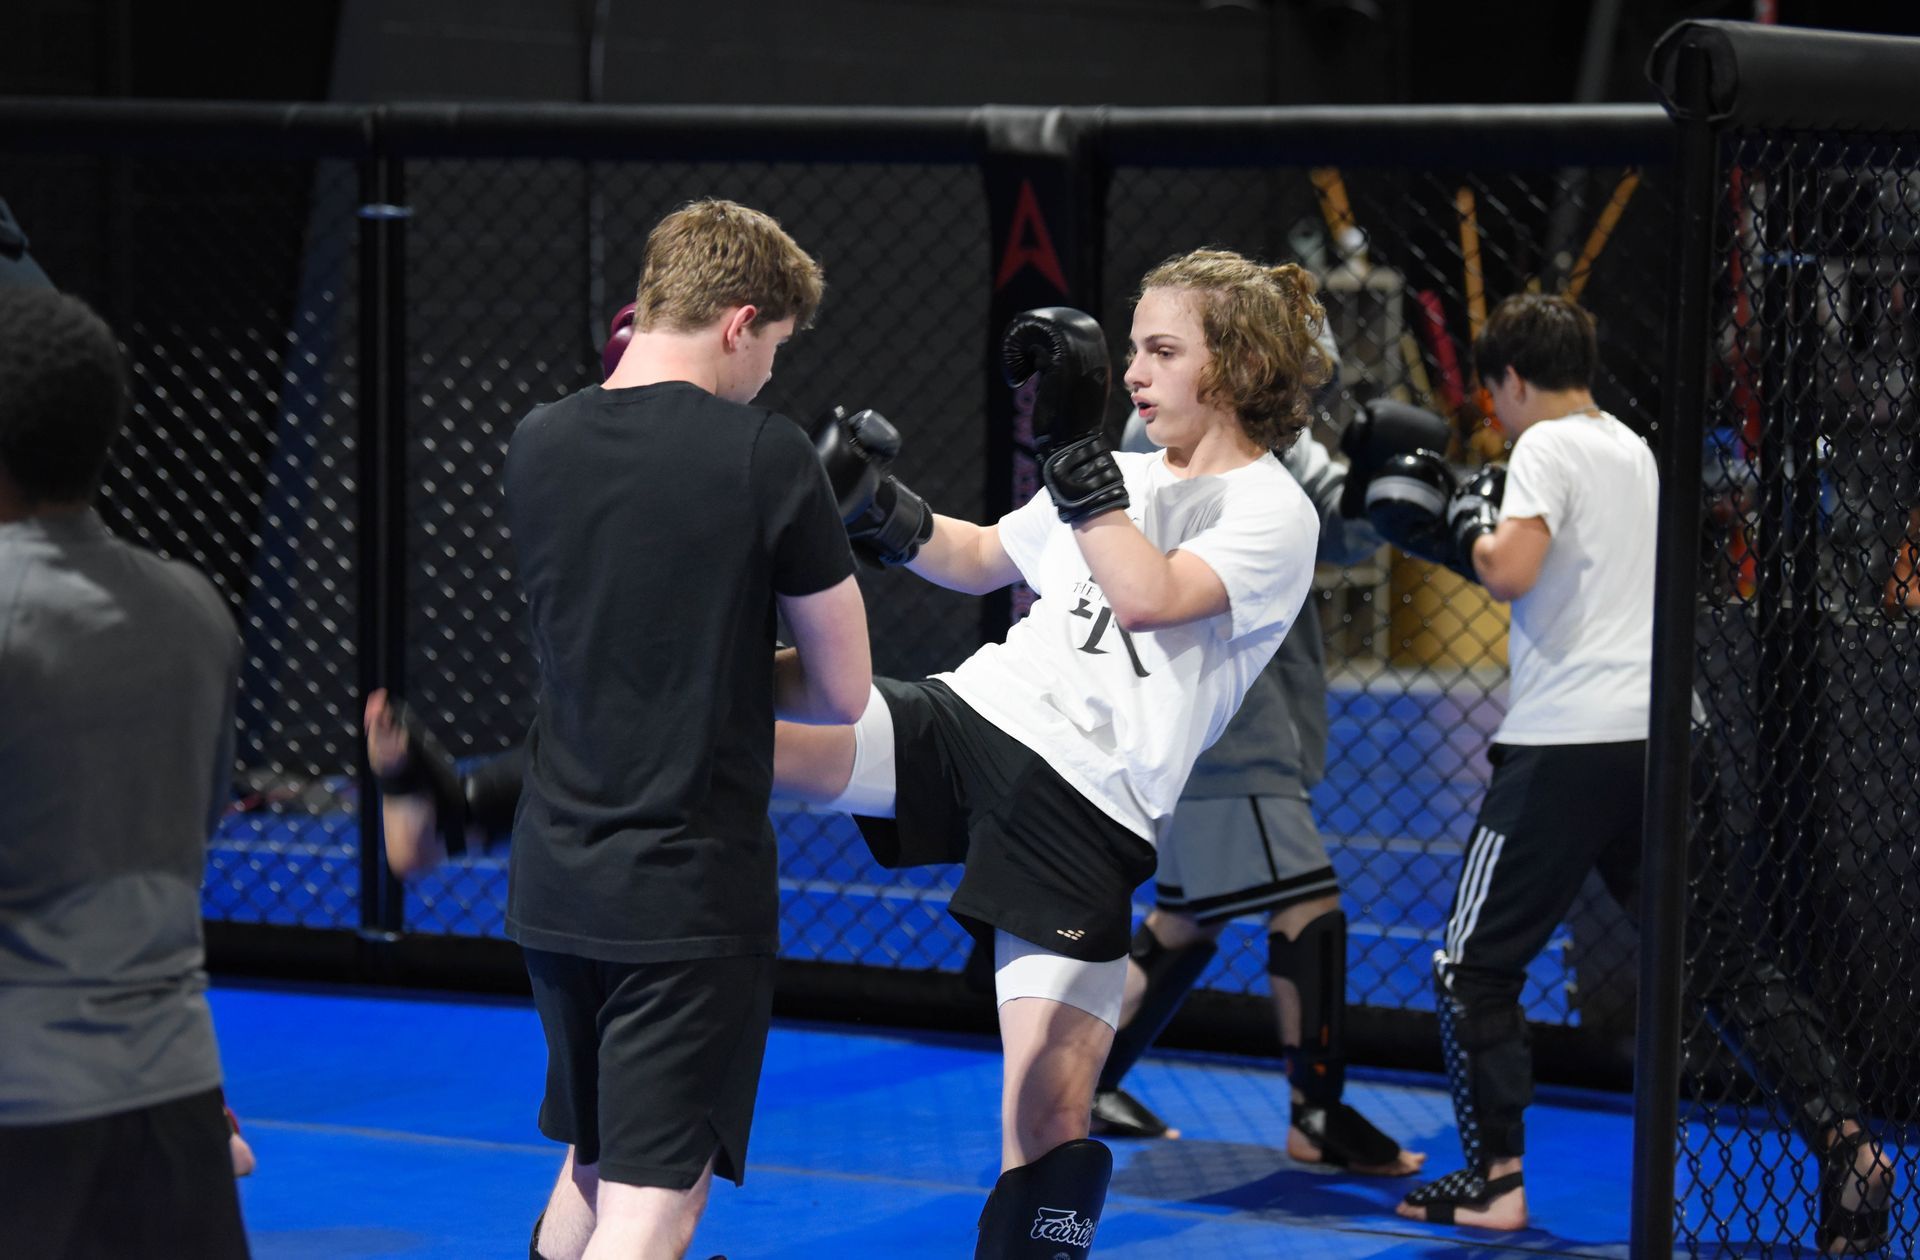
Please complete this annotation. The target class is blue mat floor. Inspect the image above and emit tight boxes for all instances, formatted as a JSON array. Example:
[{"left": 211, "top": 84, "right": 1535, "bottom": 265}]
[{"left": 214, "top": 981, "right": 1657, "bottom": 1259}]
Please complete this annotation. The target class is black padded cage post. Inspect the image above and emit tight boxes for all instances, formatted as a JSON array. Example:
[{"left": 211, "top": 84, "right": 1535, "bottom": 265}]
[{"left": 1644, "top": 20, "right": 1920, "bottom": 1258}]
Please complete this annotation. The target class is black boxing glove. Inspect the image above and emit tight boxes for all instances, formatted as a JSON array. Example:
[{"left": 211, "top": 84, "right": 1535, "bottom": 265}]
[
  {"left": 602, "top": 302, "right": 637, "bottom": 380},
  {"left": 1339, "top": 398, "right": 1454, "bottom": 520},
  {"left": 848, "top": 476, "right": 934, "bottom": 567},
  {"left": 1002, "top": 307, "right": 1127, "bottom": 525},
  {"left": 809, "top": 405, "right": 933, "bottom": 567},
  {"left": 1365, "top": 449, "right": 1465, "bottom": 576},
  {"left": 811, "top": 405, "right": 898, "bottom": 516},
  {"left": 1446, "top": 464, "right": 1506, "bottom": 579}
]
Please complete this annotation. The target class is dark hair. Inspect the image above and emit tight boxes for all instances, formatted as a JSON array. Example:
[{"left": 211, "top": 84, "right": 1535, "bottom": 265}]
[
  {"left": 0, "top": 288, "right": 128, "bottom": 505},
  {"left": 1473, "top": 292, "right": 1598, "bottom": 393}
]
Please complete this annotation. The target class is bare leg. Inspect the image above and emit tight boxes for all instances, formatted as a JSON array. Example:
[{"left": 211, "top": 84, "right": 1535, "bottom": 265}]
[
  {"left": 581, "top": 1156, "right": 716, "bottom": 1260},
  {"left": 998, "top": 997, "right": 1115, "bottom": 1170},
  {"left": 771, "top": 719, "right": 857, "bottom": 803},
  {"left": 534, "top": 1147, "right": 597, "bottom": 1260}
]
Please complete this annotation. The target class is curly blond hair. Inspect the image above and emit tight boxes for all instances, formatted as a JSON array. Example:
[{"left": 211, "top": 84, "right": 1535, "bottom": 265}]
[{"left": 1136, "top": 248, "right": 1331, "bottom": 452}]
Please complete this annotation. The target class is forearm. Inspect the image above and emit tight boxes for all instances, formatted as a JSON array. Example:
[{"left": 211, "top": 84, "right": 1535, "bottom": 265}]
[
  {"left": 1069, "top": 511, "right": 1185, "bottom": 630},
  {"left": 1470, "top": 522, "right": 1544, "bottom": 602},
  {"left": 906, "top": 514, "right": 1010, "bottom": 595},
  {"left": 773, "top": 646, "right": 839, "bottom": 722}
]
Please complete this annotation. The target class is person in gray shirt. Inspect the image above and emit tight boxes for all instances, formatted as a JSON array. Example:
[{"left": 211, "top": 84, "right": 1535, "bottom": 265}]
[
  {"left": 1088, "top": 380, "right": 1436, "bottom": 1180},
  {"left": 0, "top": 286, "right": 248, "bottom": 1258}
]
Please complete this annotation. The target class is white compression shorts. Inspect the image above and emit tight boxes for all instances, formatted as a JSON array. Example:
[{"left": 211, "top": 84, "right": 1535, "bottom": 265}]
[
  {"left": 821, "top": 685, "right": 1126, "bottom": 1028},
  {"left": 994, "top": 929, "right": 1128, "bottom": 1030},
  {"left": 820, "top": 683, "right": 897, "bottom": 818}
]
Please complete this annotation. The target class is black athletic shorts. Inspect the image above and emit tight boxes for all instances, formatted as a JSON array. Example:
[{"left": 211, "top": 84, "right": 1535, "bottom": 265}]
[
  {"left": 525, "top": 948, "right": 777, "bottom": 1189},
  {"left": 0, "top": 1086, "right": 249, "bottom": 1259},
  {"left": 853, "top": 676, "right": 1157, "bottom": 963}
]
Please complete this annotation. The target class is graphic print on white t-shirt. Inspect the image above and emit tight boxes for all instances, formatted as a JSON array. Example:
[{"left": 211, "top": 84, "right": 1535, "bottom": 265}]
[
  {"left": 939, "top": 448, "right": 1320, "bottom": 840},
  {"left": 1495, "top": 411, "right": 1657, "bottom": 744}
]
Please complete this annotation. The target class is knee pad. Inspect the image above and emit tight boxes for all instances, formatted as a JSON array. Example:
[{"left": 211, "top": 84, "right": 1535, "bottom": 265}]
[
  {"left": 529, "top": 1210, "right": 546, "bottom": 1260},
  {"left": 1268, "top": 910, "right": 1347, "bottom": 1105},
  {"left": 975, "top": 1138, "right": 1112, "bottom": 1259},
  {"left": 1097, "top": 924, "right": 1216, "bottom": 1090}
]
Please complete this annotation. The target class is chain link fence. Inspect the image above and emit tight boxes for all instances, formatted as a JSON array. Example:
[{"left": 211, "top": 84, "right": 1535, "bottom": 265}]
[
  {"left": 1670, "top": 126, "right": 1919, "bottom": 1257},
  {"left": 1102, "top": 152, "right": 1672, "bottom": 1037},
  {"left": 1, "top": 102, "right": 1679, "bottom": 1078},
  {"left": 395, "top": 153, "right": 990, "bottom": 948},
  {"left": 0, "top": 146, "right": 367, "bottom": 930}
]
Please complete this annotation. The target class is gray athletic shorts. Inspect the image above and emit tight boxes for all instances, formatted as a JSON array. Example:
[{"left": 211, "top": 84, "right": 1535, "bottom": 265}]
[{"left": 1153, "top": 794, "right": 1340, "bottom": 924}]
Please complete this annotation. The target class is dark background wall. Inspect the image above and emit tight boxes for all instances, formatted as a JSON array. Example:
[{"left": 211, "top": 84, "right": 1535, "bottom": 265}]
[{"left": 8, "top": 0, "right": 1920, "bottom": 109}]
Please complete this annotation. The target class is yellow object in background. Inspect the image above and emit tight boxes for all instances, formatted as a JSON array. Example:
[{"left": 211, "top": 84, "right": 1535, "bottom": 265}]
[{"left": 1389, "top": 555, "right": 1510, "bottom": 669}]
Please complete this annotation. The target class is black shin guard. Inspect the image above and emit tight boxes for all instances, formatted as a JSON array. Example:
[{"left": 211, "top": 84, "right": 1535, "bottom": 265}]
[
  {"left": 1434, "top": 971, "right": 1532, "bottom": 1166},
  {"left": 975, "top": 1139, "right": 1112, "bottom": 1259},
  {"left": 1268, "top": 910, "right": 1347, "bottom": 1106},
  {"left": 1097, "top": 925, "right": 1217, "bottom": 1091}
]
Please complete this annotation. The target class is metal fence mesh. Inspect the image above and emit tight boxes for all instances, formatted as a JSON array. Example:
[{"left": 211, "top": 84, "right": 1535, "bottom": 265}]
[
  {"left": 397, "top": 156, "right": 990, "bottom": 946},
  {"left": 0, "top": 151, "right": 366, "bottom": 928},
  {"left": 1675, "top": 127, "right": 1918, "bottom": 1257},
  {"left": 1105, "top": 161, "right": 1674, "bottom": 1028},
  {"left": 1, "top": 111, "right": 1685, "bottom": 1070}
]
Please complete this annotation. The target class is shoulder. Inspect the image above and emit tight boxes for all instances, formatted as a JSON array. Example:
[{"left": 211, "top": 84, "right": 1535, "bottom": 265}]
[
  {"left": 106, "top": 542, "right": 238, "bottom": 656},
  {"left": 150, "top": 552, "right": 236, "bottom": 639},
  {"left": 747, "top": 406, "right": 817, "bottom": 466},
  {"left": 1236, "top": 452, "right": 1315, "bottom": 517},
  {"left": 507, "top": 388, "right": 588, "bottom": 452}
]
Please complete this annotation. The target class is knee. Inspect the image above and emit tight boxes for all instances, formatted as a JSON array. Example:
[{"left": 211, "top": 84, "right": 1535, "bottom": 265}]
[
  {"left": 1144, "top": 909, "right": 1214, "bottom": 950},
  {"left": 1434, "top": 954, "right": 1523, "bottom": 1015},
  {"left": 1267, "top": 893, "right": 1340, "bottom": 941}
]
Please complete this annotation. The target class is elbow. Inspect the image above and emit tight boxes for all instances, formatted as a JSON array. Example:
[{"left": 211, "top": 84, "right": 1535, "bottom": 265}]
[
  {"left": 1478, "top": 566, "right": 1533, "bottom": 603},
  {"left": 1112, "top": 600, "right": 1176, "bottom": 634}
]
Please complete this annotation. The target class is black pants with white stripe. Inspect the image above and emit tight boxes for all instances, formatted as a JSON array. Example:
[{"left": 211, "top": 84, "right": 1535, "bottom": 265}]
[{"left": 1433, "top": 739, "right": 1859, "bottom": 1166}]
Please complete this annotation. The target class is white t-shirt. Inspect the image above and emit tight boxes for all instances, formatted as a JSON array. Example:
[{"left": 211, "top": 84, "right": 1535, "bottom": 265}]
[
  {"left": 1496, "top": 411, "right": 1657, "bottom": 745},
  {"left": 938, "top": 448, "right": 1320, "bottom": 840}
]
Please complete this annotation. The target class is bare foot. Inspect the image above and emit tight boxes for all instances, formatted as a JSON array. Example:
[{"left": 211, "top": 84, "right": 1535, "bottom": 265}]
[
  {"left": 1395, "top": 1160, "right": 1527, "bottom": 1230},
  {"left": 1289, "top": 1124, "right": 1426, "bottom": 1176}
]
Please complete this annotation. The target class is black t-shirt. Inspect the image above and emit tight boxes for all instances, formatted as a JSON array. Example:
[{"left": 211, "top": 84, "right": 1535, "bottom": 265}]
[{"left": 502, "top": 381, "right": 855, "bottom": 962}]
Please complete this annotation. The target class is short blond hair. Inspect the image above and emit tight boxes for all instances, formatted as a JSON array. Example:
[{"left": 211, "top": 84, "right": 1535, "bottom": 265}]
[
  {"left": 1136, "top": 249, "right": 1331, "bottom": 452},
  {"left": 634, "top": 199, "right": 825, "bottom": 334}
]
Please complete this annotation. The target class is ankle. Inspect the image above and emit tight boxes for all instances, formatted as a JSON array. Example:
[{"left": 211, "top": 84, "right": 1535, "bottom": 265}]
[{"left": 1487, "top": 1155, "right": 1524, "bottom": 1181}]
